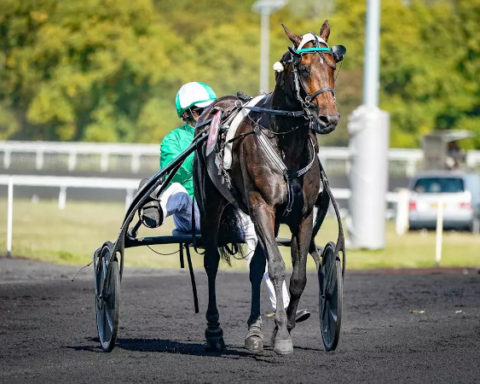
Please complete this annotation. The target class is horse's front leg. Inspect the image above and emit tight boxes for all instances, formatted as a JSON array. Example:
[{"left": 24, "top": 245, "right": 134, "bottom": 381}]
[
  {"left": 287, "top": 213, "right": 313, "bottom": 331},
  {"left": 245, "top": 244, "right": 266, "bottom": 353},
  {"left": 251, "top": 202, "right": 292, "bottom": 355}
]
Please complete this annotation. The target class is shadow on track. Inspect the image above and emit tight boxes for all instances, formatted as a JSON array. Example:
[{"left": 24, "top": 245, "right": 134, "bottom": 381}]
[
  {"left": 69, "top": 337, "right": 256, "bottom": 358},
  {"left": 117, "top": 338, "right": 254, "bottom": 357},
  {"left": 68, "top": 337, "right": 310, "bottom": 362}
]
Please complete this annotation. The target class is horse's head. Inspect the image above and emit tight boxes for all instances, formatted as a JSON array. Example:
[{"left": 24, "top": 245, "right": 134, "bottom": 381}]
[{"left": 276, "top": 21, "right": 346, "bottom": 134}]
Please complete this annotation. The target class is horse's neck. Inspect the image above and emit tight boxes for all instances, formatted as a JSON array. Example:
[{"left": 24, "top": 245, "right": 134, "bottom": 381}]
[{"left": 269, "top": 83, "right": 312, "bottom": 166}]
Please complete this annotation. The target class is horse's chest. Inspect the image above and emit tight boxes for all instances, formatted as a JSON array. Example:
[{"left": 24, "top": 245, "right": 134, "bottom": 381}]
[{"left": 250, "top": 164, "right": 288, "bottom": 204}]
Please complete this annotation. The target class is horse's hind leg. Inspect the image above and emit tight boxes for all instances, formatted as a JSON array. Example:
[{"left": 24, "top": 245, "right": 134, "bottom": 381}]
[
  {"left": 287, "top": 214, "right": 313, "bottom": 331},
  {"left": 245, "top": 245, "right": 265, "bottom": 353},
  {"left": 200, "top": 193, "right": 228, "bottom": 352},
  {"left": 204, "top": 240, "right": 225, "bottom": 352}
]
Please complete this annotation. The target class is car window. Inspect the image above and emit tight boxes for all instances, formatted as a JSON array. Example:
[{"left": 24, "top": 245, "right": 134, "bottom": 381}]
[{"left": 413, "top": 177, "right": 464, "bottom": 193}]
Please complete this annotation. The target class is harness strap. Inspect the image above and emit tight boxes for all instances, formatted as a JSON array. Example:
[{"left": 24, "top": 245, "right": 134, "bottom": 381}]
[
  {"left": 255, "top": 126, "right": 288, "bottom": 173},
  {"left": 305, "top": 87, "right": 335, "bottom": 104},
  {"left": 255, "top": 126, "right": 317, "bottom": 216},
  {"left": 241, "top": 105, "right": 305, "bottom": 118},
  {"left": 293, "top": 138, "right": 317, "bottom": 177}
]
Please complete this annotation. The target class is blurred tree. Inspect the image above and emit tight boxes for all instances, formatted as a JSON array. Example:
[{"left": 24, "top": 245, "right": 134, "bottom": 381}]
[
  {"left": 380, "top": 0, "right": 480, "bottom": 148},
  {"left": 0, "top": 0, "right": 182, "bottom": 142},
  {"left": 0, "top": 0, "right": 478, "bottom": 148}
]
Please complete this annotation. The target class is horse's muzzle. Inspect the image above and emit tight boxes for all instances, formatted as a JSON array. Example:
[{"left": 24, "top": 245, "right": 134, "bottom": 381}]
[{"left": 313, "top": 113, "right": 340, "bottom": 134}]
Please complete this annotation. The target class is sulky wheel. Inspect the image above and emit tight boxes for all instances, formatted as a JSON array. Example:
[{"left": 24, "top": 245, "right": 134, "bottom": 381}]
[
  {"left": 94, "top": 241, "right": 120, "bottom": 352},
  {"left": 318, "top": 241, "right": 343, "bottom": 352}
]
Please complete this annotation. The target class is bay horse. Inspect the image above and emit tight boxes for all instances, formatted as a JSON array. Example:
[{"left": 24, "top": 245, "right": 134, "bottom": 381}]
[{"left": 194, "top": 21, "right": 345, "bottom": 355}]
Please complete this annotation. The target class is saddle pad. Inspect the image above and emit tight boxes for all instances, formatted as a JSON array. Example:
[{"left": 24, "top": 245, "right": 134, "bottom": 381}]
[
  {"left": 223, "top": 95, "right": 265, "bottom": 169},
  {"left": 206, "top": 110, "right": 222, "bottom": 156}
]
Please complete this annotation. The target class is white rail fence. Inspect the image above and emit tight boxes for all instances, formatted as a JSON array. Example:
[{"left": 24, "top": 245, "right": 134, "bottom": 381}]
[
  {"left": 0, "top": 141, "right": 160, "bottom": 173},
  {"left": 0, "top": 174, "right": 404, "bottom": 257},
  {"left": 2, "top": 140, "right": 458, "bottom": 176},
  {"left": 3, "top": 141, "right": 480, "bottom": 176},
  {"left": 0, "top": 175, "right": 138, "bottom": 257}
]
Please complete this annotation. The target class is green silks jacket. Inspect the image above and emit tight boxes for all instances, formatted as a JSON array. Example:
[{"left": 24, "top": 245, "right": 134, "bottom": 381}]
[{"left": 159, "top": 123, "right": 195, "bottom": 197}]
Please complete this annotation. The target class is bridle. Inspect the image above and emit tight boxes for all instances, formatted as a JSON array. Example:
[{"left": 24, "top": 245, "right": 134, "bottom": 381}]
[
  {"left": 290, "top": 36, "right": 336, "bottom": 106},
  {"left": 288, "top": 35, "right": 338, "bottom": 134},
  {"left": 242, "top": 34, "right": 338, "bottom": 135}
]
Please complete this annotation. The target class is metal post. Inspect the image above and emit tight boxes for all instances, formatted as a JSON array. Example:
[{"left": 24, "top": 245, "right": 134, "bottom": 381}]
[
  {"left": 100, "top": 152, "right": 109, "bottom": 172},
  {"left": 348, "top": 0, "right": 390, "bottom": 249},
  {"left": 7, "top": 177, "right": 13, "bottom": 257},
  {"left": 125, "top": 189, "right": 134, "bottom": 211},
  {"left": 68, "top": 152, "right": 77, "bottom": 171},
  {"left": 363, "top": 0, "right": 380, "bottom": 108},
  {"left": 259, "top": 9, "right": 270, "bottom": 93},
  {"left": 395, "top": 188, "right": 410, "bottom": 236},
  {"left": 131, "top": 153, "right": 141, "bottom": 173},
  {"left": 252, "top": 0, "right": 287, "bottom": 94},
  {"left": 435, "top": 199, "right": 444, "bottom": 267},
  {"left": 3, "top": 150, "right": 11, "bottom": 169},
  {"left": 35, "top": 150, "right": 44, "bottom": 170},
  {"left": 58, "top": 186, "right": 67, "bottom": 210}
]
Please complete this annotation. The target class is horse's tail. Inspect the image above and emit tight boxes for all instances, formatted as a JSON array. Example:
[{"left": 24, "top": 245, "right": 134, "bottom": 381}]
[{"left": 218, "top": 205, "right": 245, "bottom": 265}]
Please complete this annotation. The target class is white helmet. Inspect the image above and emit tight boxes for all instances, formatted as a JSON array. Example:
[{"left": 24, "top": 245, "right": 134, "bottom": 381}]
[{"left": 175, "top": 82, "right": 217, "bottom": 117}]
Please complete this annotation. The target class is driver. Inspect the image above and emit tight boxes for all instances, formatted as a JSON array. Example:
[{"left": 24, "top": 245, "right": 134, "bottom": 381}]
[{"left": 141, "top": 81, "right": 309, "bottom": 322}]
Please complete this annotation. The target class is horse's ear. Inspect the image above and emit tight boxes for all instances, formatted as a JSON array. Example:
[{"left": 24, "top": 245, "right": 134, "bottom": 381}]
[
  {"left": 320, "top": 20, "right": 330, "bottom": 42},
  {"left": 282, "top": 24, "right": 301, "bottom": 47},
  {"left": 332, "top": 45, "right": 346, "bottom": 62}
]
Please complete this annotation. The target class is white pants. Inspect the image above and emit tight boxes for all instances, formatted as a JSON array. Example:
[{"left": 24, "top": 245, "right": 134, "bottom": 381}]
[{"left": 160, "top": 182, "right": 289, "bottom": 311}]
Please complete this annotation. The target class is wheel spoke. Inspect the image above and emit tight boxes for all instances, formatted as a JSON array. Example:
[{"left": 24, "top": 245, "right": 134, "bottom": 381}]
[
  {"left": 106, "top": 310, "right": 114, "bottom": 333},
  {"left": 325, "top": 277, "right": 336, "bottom": 299},
  {"left": 329, "top": 308, "right": 337, "bottom": 324}
]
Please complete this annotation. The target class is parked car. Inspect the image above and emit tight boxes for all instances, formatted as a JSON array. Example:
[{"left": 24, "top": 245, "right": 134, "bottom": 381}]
[{"left": 408, "top": 171, "right": 480, "bottom": 233}]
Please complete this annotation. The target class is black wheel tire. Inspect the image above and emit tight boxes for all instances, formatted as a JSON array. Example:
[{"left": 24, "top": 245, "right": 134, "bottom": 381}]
[
  {"left": 318, "top": 241, "right": 343, "bottom": 352},
  {"left": 94, "top": 242, "right": 120, "bottom": 352}
]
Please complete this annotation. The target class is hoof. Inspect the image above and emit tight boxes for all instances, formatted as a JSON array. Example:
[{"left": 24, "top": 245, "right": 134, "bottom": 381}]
[
  {"left": 295, "top": 309, "right": 311, "bottom": 323},
  {"left": 205, "top": 327, "right": 225, "bottom": 353},
  {"left": 205, "top": 337, "right": 226, "bottom": 353},
  {"left": 273, "top": 338, "right": 294, "bottom": 355},
  {"left": 245, "top": 335, "right": 263, "bottom": 353}
]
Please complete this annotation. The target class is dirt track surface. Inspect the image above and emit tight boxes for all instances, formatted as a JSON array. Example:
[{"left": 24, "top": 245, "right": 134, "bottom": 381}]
[{"left": 1, "top": 257, "right": 479, "bottom": 384}]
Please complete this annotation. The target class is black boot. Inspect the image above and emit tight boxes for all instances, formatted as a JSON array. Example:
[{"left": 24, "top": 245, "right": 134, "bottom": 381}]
[
  {"left": 138, "top": 178, "right": 164, "bottom": 228},
  {"left": 140, "top": 199, "right": 164, "bottom": 228}
]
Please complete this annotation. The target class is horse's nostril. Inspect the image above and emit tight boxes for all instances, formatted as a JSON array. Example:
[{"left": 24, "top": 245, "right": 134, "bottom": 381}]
[
  {"left": 319, "top": 114, "right": 340, "bottom": 126},
  {"left": 318, "top": 115, "right": 329, "bottom": 125},
  {"left": 328, "top": 114, "right": 340, "bottom": 125}
]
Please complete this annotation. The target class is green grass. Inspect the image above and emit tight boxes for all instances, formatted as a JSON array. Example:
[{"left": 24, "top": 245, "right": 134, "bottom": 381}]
[{"left": 1, "top": 198, "right": 479, "bottom": 270}]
